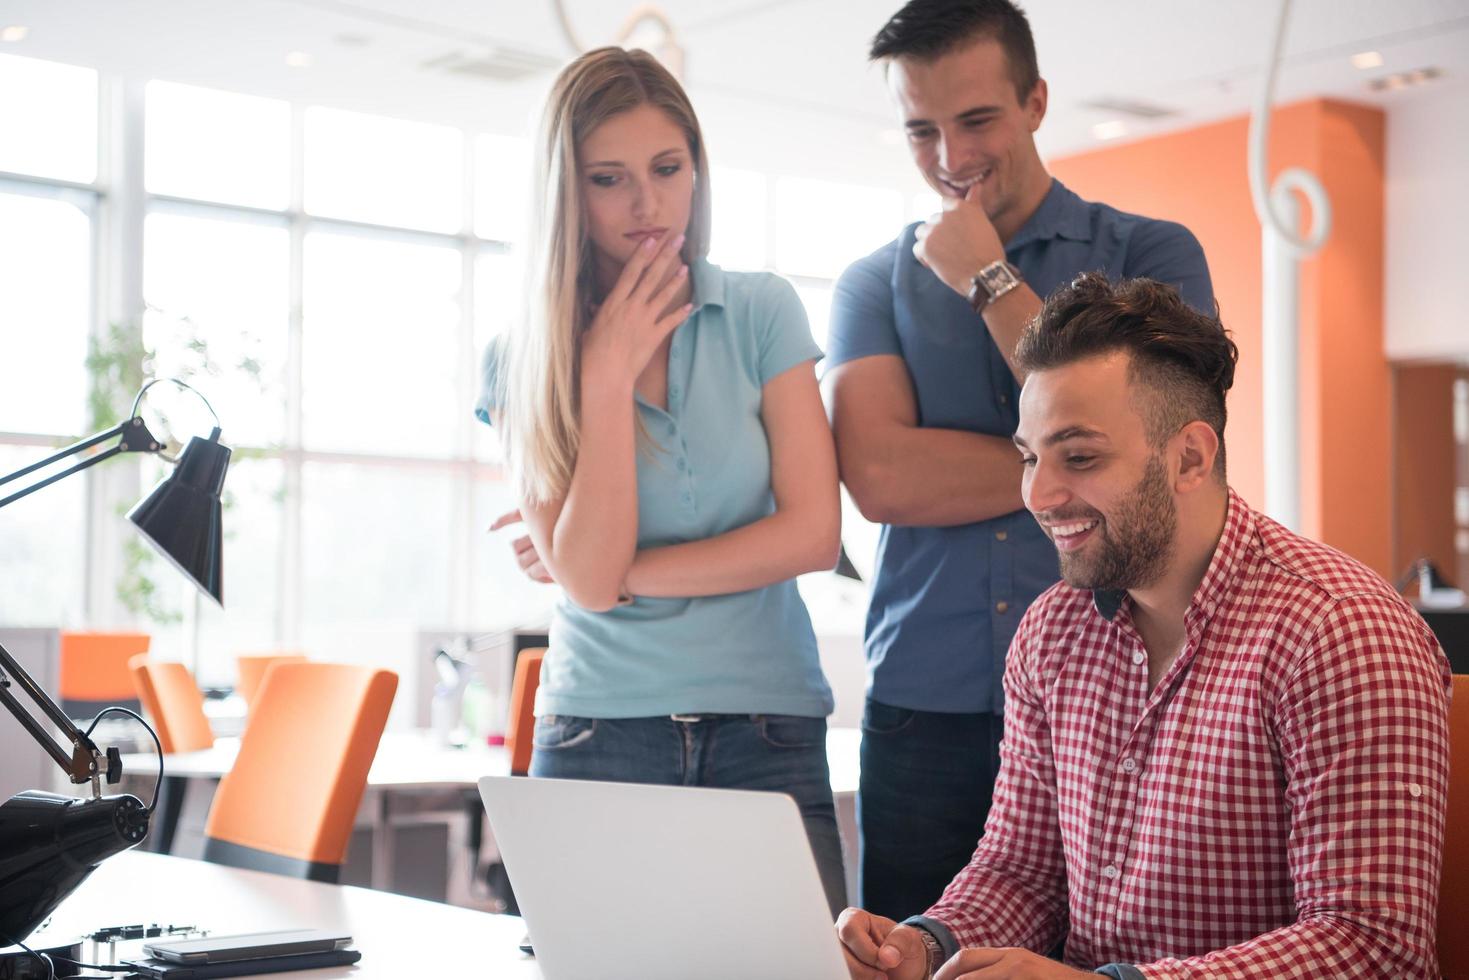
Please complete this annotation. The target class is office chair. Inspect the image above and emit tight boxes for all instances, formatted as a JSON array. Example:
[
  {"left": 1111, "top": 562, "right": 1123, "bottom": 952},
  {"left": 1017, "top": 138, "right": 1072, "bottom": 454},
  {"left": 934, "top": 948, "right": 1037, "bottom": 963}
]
[
  {"left": 129, "top": 655, "right": 216, "bottom": 855},
  {"left": 505, "top": 647, "right": 546, "bottom": 777},
  {"left": 201, "top": 661, "right": 396, "bottom": 883},
  {"left": 235, "top": 651, "right": 308, "bottom": 706},
  {"left": 1440, "top": 674, "right": 1468, "bottom": 975},
  {"left": 59, "top": 631, "right": 150, "bottom": 718}
]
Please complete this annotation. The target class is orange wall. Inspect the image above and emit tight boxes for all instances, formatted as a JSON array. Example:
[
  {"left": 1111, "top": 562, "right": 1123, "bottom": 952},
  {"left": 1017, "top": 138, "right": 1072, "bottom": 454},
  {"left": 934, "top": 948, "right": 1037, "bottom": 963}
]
[{"left": 1049, "top": 99, "right": 1391, "bottom": 576}]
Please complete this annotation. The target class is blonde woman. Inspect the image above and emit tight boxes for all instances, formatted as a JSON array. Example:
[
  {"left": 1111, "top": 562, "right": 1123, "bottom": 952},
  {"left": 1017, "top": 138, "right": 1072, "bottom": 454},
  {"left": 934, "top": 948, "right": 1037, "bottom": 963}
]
[{"left": 475, "top": 47, "right": 846, "bottom": 915}]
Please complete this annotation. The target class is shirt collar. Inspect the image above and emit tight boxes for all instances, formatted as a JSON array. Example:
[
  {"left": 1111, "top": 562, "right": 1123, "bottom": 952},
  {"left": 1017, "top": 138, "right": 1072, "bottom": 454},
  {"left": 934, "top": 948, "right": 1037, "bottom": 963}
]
[
  {"left": 689, "top": 258, "right": 726, "bottom": 314},
  {"left": 1005, "top": 179, "right": 1093, "bottom": 253},
  {"left": 1092, "top": 487, "right": 1255, "bottom": 625}
]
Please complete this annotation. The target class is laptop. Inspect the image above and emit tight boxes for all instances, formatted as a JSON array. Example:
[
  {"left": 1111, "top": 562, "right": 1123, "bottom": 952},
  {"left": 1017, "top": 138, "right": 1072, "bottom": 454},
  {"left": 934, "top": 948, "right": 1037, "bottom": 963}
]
[{"left": 477, "top": 776, "right": 849, "bottom": 980}]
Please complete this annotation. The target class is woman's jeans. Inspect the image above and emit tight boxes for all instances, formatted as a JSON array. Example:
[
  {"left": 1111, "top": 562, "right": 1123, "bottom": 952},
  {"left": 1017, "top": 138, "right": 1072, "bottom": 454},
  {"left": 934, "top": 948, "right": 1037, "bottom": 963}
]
[{"left": 529, "top": 712, "right": 848, "bottom": 918}]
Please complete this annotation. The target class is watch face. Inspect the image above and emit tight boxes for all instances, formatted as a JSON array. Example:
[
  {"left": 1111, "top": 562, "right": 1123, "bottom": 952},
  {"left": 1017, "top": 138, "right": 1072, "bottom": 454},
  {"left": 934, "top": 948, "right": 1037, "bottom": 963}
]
[{"left": 982, "top": 263, "right": 1018, "bottom": 292}]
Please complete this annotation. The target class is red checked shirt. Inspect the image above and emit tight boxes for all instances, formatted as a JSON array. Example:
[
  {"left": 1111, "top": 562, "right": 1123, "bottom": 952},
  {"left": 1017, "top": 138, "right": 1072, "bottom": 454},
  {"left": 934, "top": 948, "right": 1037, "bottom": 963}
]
[{"left": 924, "top": 489, "right": 1452, "bottom": 977}]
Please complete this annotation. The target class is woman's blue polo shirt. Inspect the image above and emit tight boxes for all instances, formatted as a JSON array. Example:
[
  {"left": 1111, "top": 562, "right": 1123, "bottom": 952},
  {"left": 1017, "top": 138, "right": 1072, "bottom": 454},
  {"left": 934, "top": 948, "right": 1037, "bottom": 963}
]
[{"left": 476, "top": 260, "right": 834, "bottom": 719}]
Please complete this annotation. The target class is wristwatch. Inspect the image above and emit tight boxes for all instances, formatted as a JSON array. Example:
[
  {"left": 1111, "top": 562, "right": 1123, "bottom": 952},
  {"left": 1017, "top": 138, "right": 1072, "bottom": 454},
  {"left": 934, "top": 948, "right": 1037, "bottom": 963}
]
[
  {"left": 967, "top": 259, "right": 1024, "bottom": 313},
  {"left": 915, "top": 926, "right": 945, "bottom": 979}
]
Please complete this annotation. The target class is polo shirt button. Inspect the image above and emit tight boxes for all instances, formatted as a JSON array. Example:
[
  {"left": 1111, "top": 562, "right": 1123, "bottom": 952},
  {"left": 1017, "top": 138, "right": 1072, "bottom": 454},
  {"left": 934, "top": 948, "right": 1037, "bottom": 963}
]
[
  {"left": 1131, "top": 650, "right": 1145, "bottom": 666},
  {"left": 682, "top": 493, "right": 691, "bottom": 503},
  {"left": 995, "top": 601, "right": 1009, "bottom": 614},
  {"left": 995, "top": 530, "right": 1007, "bottom": 542},
  {"left": 999, "top": 393, "right": 1010, "bottom": 406},
  {"left": 1102, "top": 864, "right": 1119, "bottom": 881},
  {"left": 1121, "top": 758, "right": 1137, "bottom": 775},
  {"left": 1408, "top": 783, "right": 1423, "bottom": 799},
  {"left": 671, "top": 385, "right": 681, "bottom": 397},
  {"left": 677, "top": 459, "right": 686, "bottom": 471}
]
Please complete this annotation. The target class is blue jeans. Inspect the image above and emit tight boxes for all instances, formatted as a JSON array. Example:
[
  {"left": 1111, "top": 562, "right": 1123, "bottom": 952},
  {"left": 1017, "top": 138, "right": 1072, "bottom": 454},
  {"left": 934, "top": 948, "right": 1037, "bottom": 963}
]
[
  {"left": 857, "top": 699, "right": 1003, "bottom": 920},
  {"left": 529, "top": 713, "right": 848, "bottom": 918}
]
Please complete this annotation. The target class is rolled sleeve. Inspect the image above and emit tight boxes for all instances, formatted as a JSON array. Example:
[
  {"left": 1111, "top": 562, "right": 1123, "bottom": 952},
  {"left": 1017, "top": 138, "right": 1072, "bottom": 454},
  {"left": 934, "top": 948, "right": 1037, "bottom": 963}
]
[
  {"left": 473, "top": 336, "right": 505, "bottom": 425},
  {"left": 823, "top": 241, "right": 903, "bottom": 372},
  {"left": 755, "top": 274, "right": 823, "bottom": 385}
]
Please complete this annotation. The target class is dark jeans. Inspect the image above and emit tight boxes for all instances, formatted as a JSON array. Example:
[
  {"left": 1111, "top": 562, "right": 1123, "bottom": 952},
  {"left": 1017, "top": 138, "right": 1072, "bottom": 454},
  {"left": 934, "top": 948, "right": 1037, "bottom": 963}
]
[
  {"left": 529, "top": 712, "right": 848, "bottom": 918},
  {"left": 857, "top": 698, "right": 1003, "bottom": 921}
]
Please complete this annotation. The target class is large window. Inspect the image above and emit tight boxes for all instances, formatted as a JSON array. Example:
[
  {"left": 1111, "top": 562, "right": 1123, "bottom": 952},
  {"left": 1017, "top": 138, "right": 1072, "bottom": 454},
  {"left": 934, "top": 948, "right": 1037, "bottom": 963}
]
[{"left": 1, "top": 53, "right": 906, "bottom": 685}]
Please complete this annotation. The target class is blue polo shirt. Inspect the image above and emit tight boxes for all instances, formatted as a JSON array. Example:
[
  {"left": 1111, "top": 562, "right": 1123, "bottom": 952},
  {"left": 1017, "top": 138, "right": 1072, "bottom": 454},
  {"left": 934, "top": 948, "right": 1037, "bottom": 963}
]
[
  {"left": 824, "top": 179, "right": 1214, "bottom": 714},
  {"left": 476, "top": 259, "right": 834, "bottom": 719}
]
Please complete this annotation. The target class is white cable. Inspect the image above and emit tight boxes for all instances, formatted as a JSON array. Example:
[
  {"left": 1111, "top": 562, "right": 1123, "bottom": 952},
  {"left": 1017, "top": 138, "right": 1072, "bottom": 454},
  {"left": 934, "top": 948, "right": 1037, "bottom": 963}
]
[{"left": 1247, "top": 0, "right": 1332, "bottom": 255}]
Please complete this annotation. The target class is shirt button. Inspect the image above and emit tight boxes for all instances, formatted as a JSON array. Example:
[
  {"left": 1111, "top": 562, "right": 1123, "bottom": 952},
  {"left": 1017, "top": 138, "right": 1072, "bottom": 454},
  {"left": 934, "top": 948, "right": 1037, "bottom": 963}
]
[
  {"left": 677, "top": 459, "right": 686, "bottom": 471},
  {"left": 1121, "top": 758, "right": 1137, "bottom": 775},
  {"left": 995, "top": 531, "right": 1007, "bottom": 542},
  {"left": 671, "top": 385, "right": 680, "bottom": 397},
  {"left": 1408, "top": 783, "right": 1423, "bottom": 799},
  {"left": 998, "top": 393, "right": 1010, "bottom": 406},
  {"left": 682, "top": 493, "right": 691, "bottom": 504},
  {"left": 1130, "top": 650, "right": 1145, "bottom": 666},
  {"left": 1102, "top": 864, "right": 1120, "bottom": 881},
  {"left": 995, "top": 601, "right": 1009, "bottom": 614}
]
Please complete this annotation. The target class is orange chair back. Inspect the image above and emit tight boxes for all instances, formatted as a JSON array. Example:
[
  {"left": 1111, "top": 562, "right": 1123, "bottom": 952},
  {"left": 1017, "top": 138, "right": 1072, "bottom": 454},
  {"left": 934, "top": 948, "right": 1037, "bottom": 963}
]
[
  {"left": 60, "top": 631, "right": 150, "bottom": 713},
  {"left": 129, "top": 655, "right": 214, "bottom": 754},
  {"left": 203, "top": 661, "right": 397, "bottom": 881},
  {"left": 506, "top": 648, "right": 546, "bottom": 777},
  {"left": 1440, "top": 675, "right": 1469, "bottom": 976},
  {"left": 235, "top": 652, "right": 308, "bottom": 706}
]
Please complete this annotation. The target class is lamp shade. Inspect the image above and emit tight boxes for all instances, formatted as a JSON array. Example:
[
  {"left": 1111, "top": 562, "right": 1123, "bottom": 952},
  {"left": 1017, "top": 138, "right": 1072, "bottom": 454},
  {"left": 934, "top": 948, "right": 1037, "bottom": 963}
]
[{"left": 127, "top": 432, "right": 230, "bottom": 606}]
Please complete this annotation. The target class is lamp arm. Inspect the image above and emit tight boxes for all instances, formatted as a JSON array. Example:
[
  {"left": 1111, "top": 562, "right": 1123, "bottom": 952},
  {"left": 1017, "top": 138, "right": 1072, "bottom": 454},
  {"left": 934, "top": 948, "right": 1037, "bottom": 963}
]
[
  {"left": 0, "top": 417, "right": 164, "bottom": 510},
  {"left": 0, "top": 641, "right": 102, "bottom": 786}
]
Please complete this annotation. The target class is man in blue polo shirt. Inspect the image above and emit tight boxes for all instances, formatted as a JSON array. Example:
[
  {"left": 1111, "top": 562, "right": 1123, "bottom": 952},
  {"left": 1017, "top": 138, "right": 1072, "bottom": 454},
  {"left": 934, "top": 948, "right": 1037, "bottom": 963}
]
[{"left": 823, "top": 0, "right": 1214, "bottom": 920}]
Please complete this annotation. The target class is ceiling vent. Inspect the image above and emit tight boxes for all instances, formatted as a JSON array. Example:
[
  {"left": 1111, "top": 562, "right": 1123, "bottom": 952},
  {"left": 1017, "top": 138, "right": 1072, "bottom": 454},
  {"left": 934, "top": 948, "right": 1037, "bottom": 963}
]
[
  {"left": 421, "top": 47, "right": 559, "bottom": 83},
  {"left": 1078, "top": 97, "right": 1180, "bottom": 120}
]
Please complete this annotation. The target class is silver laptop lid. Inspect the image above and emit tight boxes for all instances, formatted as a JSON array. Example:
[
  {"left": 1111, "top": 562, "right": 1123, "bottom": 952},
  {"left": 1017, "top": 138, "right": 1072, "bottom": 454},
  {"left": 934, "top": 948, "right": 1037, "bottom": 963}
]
[{"left": 478, "top": 776, "right": 848, "bottom": 980}]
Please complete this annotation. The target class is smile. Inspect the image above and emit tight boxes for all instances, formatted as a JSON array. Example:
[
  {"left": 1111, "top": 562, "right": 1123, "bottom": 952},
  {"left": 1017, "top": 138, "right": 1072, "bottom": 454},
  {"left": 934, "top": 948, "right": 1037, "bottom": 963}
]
[
  {"left": 1046, "top": 519, "right": 1099, "bottom": 552},
  {"left": 940, "top": 166, "right": 993, "bottom": 195}
]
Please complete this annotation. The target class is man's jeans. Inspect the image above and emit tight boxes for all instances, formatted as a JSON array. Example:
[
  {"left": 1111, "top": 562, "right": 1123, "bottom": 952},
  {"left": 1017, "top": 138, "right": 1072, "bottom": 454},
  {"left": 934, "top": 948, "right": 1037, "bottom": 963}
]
[
  {"left": 857, "top": 699, "right": 1003, "bottom": 921},
  {"left": 529, "top": 712, "right": 848, "bottom": 918}
]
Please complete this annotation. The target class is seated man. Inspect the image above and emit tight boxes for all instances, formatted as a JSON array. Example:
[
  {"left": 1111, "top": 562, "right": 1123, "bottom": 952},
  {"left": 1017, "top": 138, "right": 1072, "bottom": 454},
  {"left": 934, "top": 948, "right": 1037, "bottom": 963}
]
[{"left": 837, "top": 272, "right": 1451, "bottom": 979}]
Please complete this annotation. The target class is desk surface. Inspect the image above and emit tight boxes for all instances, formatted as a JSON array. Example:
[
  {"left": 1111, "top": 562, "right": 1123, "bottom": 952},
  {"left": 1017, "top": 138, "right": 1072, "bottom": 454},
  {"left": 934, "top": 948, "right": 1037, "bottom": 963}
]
[
  {"left": 42, "top": 851, "right": 540, "bottom": 978},
  {"left": 123, "top": 726, "right": 863, "bottom": 797}
]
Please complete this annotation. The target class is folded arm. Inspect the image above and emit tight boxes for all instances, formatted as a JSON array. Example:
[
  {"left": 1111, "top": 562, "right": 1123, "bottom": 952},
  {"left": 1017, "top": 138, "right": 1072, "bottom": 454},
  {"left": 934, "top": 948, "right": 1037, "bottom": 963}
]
[
  {"left": 823, "top": 354, "right": 1024, "bottom": 528},
  {"left": 625, "top": 360, "right": 840, "bottom": 597}
]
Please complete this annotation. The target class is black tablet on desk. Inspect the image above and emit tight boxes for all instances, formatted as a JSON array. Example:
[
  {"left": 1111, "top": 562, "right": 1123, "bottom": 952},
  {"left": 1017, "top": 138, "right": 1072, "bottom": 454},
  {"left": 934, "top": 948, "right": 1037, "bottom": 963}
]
[{"left": 125, "top": 948, "right": 361, "bottom": 979}]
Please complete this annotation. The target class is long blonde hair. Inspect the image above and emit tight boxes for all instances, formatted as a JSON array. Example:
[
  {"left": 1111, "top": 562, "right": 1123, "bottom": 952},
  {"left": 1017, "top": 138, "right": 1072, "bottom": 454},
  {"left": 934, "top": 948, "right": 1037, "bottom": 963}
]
[{"left": 501, "top": 47, "right": 712, "bottom": 505}]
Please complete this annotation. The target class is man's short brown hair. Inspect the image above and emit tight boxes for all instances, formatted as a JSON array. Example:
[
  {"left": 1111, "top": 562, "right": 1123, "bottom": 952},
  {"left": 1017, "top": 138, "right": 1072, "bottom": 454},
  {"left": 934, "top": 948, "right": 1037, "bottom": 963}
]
[
  {"left": 1015, "top": 273, "right": 1239, "bottom": 477},
  {"left": 869, "top": 0, "right": 1040, "bottom": 103}
]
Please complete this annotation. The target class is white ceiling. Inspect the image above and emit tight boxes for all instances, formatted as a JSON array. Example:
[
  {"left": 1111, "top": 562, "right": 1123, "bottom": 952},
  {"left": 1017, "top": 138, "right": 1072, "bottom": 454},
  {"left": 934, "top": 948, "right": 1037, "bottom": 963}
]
[{"left": 3, "top": 0, "right": 1467, "bottom": 191}]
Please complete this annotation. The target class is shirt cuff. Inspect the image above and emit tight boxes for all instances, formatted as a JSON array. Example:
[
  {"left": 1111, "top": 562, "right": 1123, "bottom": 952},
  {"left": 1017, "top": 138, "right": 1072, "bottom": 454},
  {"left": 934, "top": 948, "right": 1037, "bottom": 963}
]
[
  {"left": 1094, "top": 965, "right": 1145, "bottom": 980},
  {"left": 901, "top": 915, "right": 959, "bottom": 964}
]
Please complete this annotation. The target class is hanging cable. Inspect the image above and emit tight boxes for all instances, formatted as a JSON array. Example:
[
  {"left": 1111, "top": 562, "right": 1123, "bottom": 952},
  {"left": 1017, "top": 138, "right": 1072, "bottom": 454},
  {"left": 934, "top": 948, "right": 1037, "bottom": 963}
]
[{"left": 1247, "top": 0, "right": 1332, "bottom": 255}]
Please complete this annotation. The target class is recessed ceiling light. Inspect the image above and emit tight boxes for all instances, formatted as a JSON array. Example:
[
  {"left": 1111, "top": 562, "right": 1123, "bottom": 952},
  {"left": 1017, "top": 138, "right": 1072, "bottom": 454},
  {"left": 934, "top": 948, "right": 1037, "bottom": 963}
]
[
  {"left": 1, "top": 25, "right": 28, "bottom": 42},
  {"left": 285, "top": 51, "right": 313, "bottom": 68},
  {"left": 1091, "top": 120, "right": 1127, "bottom": 141},
  {"left": 1369, "top": 66, "right": 1443, "bottom": 92},
  {"left": 1350, "top": 50, "right": 1383, "bottom": 70}
]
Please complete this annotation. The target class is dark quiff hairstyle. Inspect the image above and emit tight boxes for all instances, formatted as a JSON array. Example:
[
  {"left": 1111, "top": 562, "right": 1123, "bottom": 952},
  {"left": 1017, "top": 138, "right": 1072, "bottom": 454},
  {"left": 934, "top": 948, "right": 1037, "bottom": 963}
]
[
  {"left": 869, "top": 0, "right": 1040, "bottom": 103},
  {"left": 1015, "top": 273, "right": 1239, "bottom": 477}
]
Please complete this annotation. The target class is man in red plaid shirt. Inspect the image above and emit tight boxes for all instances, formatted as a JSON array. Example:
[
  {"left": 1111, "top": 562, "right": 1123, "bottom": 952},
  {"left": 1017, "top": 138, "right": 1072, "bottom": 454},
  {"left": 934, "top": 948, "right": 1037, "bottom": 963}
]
[{"left": 837, "top": 272, "right": 1452, "bottom": 979}]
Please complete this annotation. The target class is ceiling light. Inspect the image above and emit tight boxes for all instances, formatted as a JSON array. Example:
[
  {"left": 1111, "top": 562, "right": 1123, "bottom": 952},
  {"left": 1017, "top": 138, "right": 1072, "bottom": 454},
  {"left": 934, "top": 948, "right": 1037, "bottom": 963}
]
[
  {"left": 1, "top": 25, "right": 28, "bottom": 42},
  {"left": 1350, "top": 50, "right": 1383, "bottom": 70},
  {"left": 1369, "top": 66, "right": 1443, "bottom": 92},
  {"left": 285, "top": 51, "right": 312, "bottom": 68},
  {"left": 1091, "top": 120, "right": 1128, "bottom": 141}
]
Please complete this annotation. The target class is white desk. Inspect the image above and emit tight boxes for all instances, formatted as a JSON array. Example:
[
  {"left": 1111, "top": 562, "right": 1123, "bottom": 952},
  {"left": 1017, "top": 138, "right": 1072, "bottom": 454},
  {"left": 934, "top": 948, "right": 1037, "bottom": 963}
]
[
  {"left": 120, "top": 728, "right": 863, "bottom": 896},
  {"left": 40, "top": 850, "right": 540, "bottom": 978},
  {"left": 124, "top": 727, "right": 861, "bottom": 795}
]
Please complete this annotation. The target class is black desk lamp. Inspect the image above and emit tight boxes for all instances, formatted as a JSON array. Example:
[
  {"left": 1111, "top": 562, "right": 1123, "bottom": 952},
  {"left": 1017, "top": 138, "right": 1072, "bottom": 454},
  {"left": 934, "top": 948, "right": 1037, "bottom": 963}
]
[{"left": 0, "top": 378, "right": 230, "bottom": 947}]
